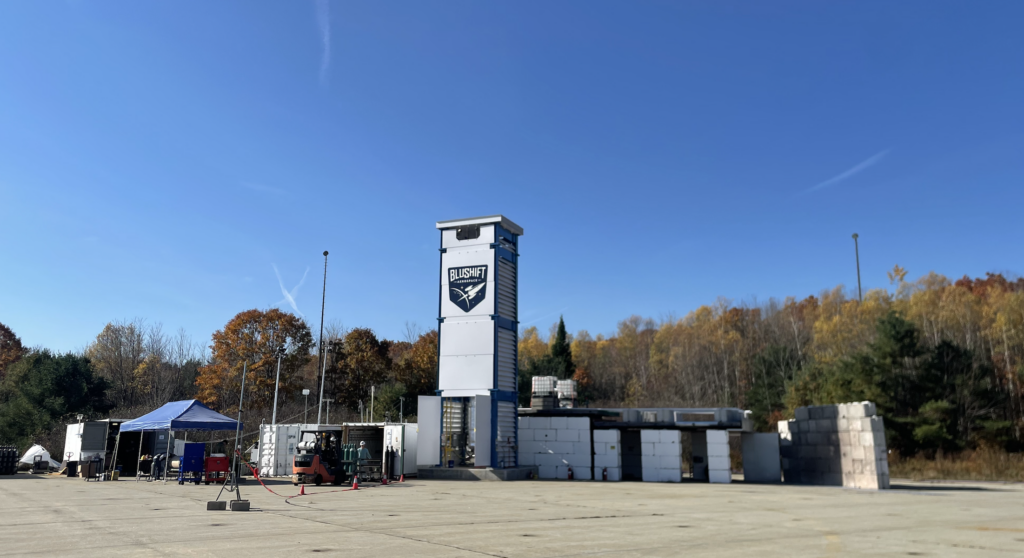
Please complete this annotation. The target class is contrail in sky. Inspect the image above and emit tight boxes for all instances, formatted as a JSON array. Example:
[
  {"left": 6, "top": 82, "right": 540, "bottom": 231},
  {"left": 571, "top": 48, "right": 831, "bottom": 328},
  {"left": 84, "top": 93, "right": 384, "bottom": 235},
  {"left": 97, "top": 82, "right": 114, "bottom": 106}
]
[
  {"left": 315, "top": 0, "right": 331, "bottom": 85},
  {"left": 274, "top": 264, "right": 310, "bottom": 316},
  {"left": 806, "top": 150, "right": 890, "bottom": 193}
]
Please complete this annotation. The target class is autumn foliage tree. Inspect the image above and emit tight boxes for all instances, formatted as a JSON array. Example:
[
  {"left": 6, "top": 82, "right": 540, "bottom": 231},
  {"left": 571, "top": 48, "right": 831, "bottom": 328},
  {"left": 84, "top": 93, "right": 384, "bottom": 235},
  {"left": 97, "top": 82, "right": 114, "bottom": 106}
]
[
  {"left": 0, "top": 321, "right": 26, "bottom": 381},
  {"left": 196, "top": 309, "right": 314, "bottom": 412},
  {"left": 322, "top": 327, "right": 393, "bottom": 412}
]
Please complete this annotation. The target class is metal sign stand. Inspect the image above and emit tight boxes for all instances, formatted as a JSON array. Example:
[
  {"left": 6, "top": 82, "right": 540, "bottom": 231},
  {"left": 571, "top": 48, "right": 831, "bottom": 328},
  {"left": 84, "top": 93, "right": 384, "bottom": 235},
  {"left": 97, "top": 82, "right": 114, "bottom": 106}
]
[{"left": 209, "top": 361, "right": 249, "bottom": 511}]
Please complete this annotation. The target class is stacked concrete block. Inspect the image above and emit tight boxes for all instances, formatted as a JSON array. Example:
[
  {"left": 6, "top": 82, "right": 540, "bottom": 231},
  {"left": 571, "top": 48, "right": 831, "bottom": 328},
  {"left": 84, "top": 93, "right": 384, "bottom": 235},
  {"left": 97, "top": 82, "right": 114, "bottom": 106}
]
[
  {"left": 641, "top": 430, "right": 682, "bottom": 482},
  {"left": 705, "top": 430, "right": 732, "bottom": 484},
  {"left": 593, "top": 429, "right": 622, "bottom": 481},
  {"left": 779, "top": 401, "right": 889, "bottom": 490},
  {"left": 518, "top": 416, "right": 592, "bottom": 480}
]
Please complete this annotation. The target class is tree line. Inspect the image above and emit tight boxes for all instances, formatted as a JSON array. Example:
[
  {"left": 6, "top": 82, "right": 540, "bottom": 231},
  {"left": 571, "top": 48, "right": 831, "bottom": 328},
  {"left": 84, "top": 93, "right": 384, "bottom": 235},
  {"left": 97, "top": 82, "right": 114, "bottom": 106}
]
[
  {"left": 520, "top": 269, "right": 1024, "bottom": 456},
  {"left": 2, "top": 268, "right": 1022, "bottom": 459}
]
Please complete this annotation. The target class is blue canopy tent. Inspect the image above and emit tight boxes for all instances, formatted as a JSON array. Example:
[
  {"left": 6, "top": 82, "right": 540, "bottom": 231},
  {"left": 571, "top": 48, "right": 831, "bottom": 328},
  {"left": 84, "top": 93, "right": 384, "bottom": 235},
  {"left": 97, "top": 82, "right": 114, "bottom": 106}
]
[{"left": 112, "top": 400, "right": 242, "bottom": 483}]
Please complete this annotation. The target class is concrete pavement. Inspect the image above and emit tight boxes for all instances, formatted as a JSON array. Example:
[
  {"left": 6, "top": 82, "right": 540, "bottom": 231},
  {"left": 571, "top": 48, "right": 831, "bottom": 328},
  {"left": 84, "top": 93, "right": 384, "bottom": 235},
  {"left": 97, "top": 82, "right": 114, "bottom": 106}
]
[{"left": 1, "top": 473, "right": 1022, "bottom": 557}]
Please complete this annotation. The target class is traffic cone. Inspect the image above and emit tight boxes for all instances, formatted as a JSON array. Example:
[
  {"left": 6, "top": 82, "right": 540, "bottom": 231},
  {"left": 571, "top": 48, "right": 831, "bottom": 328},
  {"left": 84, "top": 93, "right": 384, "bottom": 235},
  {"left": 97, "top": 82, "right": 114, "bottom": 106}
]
[
  {"left": 381, "top": 476, "right": 388, "bottom": 485},
  {"left": 399, "top": 474, "right": 404, "bottom": 483},
  {"left": 351, "top": 476, "right": 359, "bottom": 490},
  {"left": 299, "top": 484, "right": 305, "bottom": 495}
]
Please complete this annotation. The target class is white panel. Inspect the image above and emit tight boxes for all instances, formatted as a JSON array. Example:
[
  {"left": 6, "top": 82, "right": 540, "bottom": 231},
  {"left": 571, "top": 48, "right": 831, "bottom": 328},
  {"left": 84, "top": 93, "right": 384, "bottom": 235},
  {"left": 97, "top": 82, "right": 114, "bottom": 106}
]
[
  {"left": 438, "top": 355, "right": 495, "bottom": 392},
  {"left": 441, "top": 224, "right": 496, "bottom": 250},
  {"left": 474, "top": 395, "right": 492, "bottom": 468},
  {"left": 403, "top": 424, "right": 418, "bottom": 476},
  {"left": 63, "top": 424, "right": 82, "bottom": 461},
  {"left": 440, "top": 320, "right": 494, "bottom": 357},
  {"left": 417, "top": 396, "right": 441, "bottom": 466}
]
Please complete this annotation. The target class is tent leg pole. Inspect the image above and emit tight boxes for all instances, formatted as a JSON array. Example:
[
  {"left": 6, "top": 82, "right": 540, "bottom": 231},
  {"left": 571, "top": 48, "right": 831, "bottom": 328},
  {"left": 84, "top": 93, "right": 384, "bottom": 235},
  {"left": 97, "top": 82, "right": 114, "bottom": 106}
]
[
  {"left": 109, "top": 432, "right": 120, "bottom": 479},
  {"left": 135, "top": 432, "right": 144, "bottom": 483},
  {"left": 164, "top": 428, "right": 171, "bottom": 484}
]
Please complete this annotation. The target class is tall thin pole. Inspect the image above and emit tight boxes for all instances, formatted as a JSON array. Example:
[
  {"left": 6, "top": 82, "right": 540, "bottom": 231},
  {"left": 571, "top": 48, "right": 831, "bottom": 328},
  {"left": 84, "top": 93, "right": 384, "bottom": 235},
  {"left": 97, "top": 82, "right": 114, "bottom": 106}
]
[
  {"left": 852, "top": 233, "right": 863, "bottom": 302},
  {"left": 229, "top": 362, "right": 247, "bottom": 500},
  {"left": 370, "top": 386, "right": 375, "bottom": 423},
  {"left": 316, "top": 250, "right": 329, "bottom": 424},
  {"left": 271, "top": 351, "right": 283, "bottom": 425}
]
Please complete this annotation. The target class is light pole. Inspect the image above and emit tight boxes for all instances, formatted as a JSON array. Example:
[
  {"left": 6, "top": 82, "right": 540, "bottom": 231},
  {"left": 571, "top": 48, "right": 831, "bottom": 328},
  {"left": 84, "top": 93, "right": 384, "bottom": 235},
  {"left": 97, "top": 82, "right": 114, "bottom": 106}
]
[
  {"left": 271, "top": 345, "right": 286, "bottom": 425},
  {"left": 317, "top": 340, "right": 335, "bottom": 425},
  {"left": 852, "top": 233, "right": 863, "bottom": 303},
  {"left": 400, "top": 397, "right": 404, "bottom": 424},
  {"left": 302, "top": 389, "right": 310, "bottom": 424},
  {"left": 370, "top": 385, "right": 375, "bottom": 423},
  {"left": 324, "top": 398, "right": 334, "bottom": 424},
  {"left": 316, "top": 250, "right": 329, "bottom": 425}
]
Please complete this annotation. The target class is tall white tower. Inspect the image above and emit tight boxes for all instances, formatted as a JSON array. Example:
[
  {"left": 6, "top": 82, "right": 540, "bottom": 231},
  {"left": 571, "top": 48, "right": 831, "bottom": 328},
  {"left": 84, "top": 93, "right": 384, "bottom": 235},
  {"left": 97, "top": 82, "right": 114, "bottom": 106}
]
[{"left": 421, "top": 215, "right": 522, "bottom": 469}]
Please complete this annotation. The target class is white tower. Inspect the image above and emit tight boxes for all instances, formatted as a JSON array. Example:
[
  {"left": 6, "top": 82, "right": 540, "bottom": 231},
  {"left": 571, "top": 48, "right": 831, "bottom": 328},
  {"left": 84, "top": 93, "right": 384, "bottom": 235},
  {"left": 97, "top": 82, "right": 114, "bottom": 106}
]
[{"left": 419, "top": 215, "right": 522, "bottom": 469}]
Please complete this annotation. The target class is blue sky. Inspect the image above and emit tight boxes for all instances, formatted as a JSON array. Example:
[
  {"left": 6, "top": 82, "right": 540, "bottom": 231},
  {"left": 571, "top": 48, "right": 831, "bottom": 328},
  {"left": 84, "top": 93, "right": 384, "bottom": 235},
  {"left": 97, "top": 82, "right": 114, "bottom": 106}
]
[{"left": 1, "top": 1, "right": 1022, "bottom": 352}]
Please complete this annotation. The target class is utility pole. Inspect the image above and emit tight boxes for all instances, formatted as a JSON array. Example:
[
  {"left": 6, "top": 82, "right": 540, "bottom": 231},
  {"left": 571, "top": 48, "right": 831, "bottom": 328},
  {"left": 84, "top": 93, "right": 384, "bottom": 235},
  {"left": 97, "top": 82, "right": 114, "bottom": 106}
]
[
  {"left": 316, "top": 250, "right": 329, "bottom": 425},
  {"left": 271, "top": 346, "right": 285, "bottom": 425},
  {"left": 317, "top": 341, "right": 332, "bottom": 425},
  {"left": 852, "top": 233, "right": 863, "bottom": 302}
]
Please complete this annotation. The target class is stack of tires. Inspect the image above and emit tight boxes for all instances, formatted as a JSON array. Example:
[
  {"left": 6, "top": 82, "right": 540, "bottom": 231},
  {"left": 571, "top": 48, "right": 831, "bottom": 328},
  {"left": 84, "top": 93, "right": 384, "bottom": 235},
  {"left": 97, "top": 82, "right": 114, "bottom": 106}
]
[{"left": 0, "top": 446, "right": 18, "bottom": 475}]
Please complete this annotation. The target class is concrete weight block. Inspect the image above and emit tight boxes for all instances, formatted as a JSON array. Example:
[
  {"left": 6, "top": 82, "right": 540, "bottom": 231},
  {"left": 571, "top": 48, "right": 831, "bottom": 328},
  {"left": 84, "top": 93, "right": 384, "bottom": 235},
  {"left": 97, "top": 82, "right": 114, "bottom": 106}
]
[
  {"left": 641, "top": 430, "right": 661, "bottom": 443},
  {"left": 535, "top": 429, "right": 557, "bottom": 441},
  {"left": 660, "top": 430, "right": 681, "bottom": 444},
  {"left": 656, "top": 455, "right": 682, "bottom": 469},
  {"left": 593, "top": 442, "right": 607, "bottom": 455},
  {"left": 642, "top": 442, "right": 655, "bottom": 456},
  {"left": 642, "top": 467, "right": 660, "bottom": 482},
  {"left": 777, "top": 420, "right": 791, "bottom": 434},
  {"left": 593, "top": 429, "right": 619, "bottom": 443},
  {"left": 706, "top": 443, "right": 729, "bottom": 458},
  {"left": 604, "top": 467, "right": 622, "bottom": 481},
  {"left": 557, "top": 429, "right": 579, "bottom": 442},
  {"left": 518, "top": 429, "right": 534, "bottom": 442},
  {"left": 795, "top": 407, "right": 809, "bottom": 421},
  {"left": 539, "top": 441, "right": 573, "bottom": 455},
  {"left": 594, "top": 453, "right": 621, "bottom": 469},
  {"left": 518, "top": 453, "right": 535, "bottom": 466},
  {"left": 531, "top": 417, "right": 550, "bottom": 430},
  {"left": 706, "top": 430, "right": 729, "bottom": 445},
  {"left": 660, "top": 468, "right": 682, "bottom": 483},
  {"left": 709, "top": 469, "right": 731, "bottom": 484},
  {"left": 537, "top": 465, "right": 557, "bottom": 479},
  {"left": 551, "top": 416, "right": 567, "bottom": 430},
  {"left": 519, "top": 417, "right": 531, "bottom": 429},
  {"left": 573, "top": 441, "right": 591, "bottom": 454},
  {"left": 654, "top": 442, "right": 681, "bottom": 457},
  {"left": 707, "top": 456, "right": 729, "bottom": 471}
]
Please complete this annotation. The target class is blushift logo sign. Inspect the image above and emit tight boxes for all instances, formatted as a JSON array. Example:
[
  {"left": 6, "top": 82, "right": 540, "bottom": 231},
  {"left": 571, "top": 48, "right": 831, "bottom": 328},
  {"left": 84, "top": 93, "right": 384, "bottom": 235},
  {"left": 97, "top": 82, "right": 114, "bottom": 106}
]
[{"left": 448, "top": 266, "right": 487, "bottom": 312}]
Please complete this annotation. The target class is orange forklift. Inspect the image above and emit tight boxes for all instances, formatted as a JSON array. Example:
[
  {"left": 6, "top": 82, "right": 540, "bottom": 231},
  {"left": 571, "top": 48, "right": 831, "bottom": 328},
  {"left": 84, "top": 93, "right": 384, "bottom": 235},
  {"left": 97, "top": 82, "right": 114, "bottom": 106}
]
[{"left": 291, "top": 428, "right": 350, "bottom": 486}]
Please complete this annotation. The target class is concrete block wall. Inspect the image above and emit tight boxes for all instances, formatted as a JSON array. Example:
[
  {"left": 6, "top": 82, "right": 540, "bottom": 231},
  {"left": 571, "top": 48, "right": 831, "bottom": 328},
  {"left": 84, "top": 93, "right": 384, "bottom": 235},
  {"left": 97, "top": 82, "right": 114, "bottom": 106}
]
[
  {"left": 518, "top": 416, "right": 592, "bottom": 480},
  {"left": 593, "top": 429, "right": 622, "bottom": 481},
  {"left": 705, "top": 430, "right": 731, "bottom": 484},
  {"left": 641, "top": 430, "right": 681, "bottom": 482},
  {"left": 779, "top": 401, "right": 889, "bottom": 490}
]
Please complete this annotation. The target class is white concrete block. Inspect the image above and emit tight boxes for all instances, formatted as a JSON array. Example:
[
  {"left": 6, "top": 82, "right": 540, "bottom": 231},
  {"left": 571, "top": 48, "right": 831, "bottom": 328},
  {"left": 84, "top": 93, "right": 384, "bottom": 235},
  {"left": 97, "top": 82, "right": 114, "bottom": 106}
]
[
  {"left": 656, "top": 455, "right": 681, "bottom": 469},
  {"left": 551, "top": 416, "right": 568, "bottom": 430},
  {"left": 642, "top": 442, "right": 655, "bottom": 456},
  {"left": 535, "top": 429, "right": 556, "bottom": 441},
  {"left": 555, "top": 465, "right": 570, "bottom": 480},
  {"left": 810, "top": 406, "right": 823, "bottom": 420},
  {"left": 706, "top": 443, "right": 729, "bottom": 458},
  {"left": 566, "top": 453, "right": 592, "bottom": 468},
  {"left": 593, "top": 429, "right": 619, "bottom": 443},
  {"left": 859, "top": 432, "right": 876, "bottom": 446},
  {"left": 557, "top": 429, "right": 579, "bottom": 442},
  {"left": 593, "top": 442, "right": 607, "bottom": 455},
  {"left": 707, "top": 456, "right": 730, "bottom": 471},
  {"left": 538, "top": 441, "right": 573, "bottom": 454},
  {"left": 795, "top": 407, "right": 809, "bottom": 421},
  {"left": 642, "top": 467, "right": 660, "bottom": 482},
  {"left": 660, "top": 430, "right": 681, "bottom": 444},
  {"left": 518, "top": 429, "right": 534, "bottom": 442},
  {"left": 604, "top": 467, "right": 622, "bottom": 481},
  {"left": 709, "top": 469, "right": 732, "bottom": 484},
  {"left": 641, "top": 430, "right": 661, "bottom": 443},
  {"left": 534, "top": 453, "right": 564, "bottom": 467},
  {"left": 777, "top": 421, "right": 791, "bottom": 434},
  {"left": 518, "top": 452, "right": 535, "bottom": 466},
  {"left": 567, "top": 417, "right": 589, "bottom": 430},
  {"left": 519, "top": 440, "right": 541, "bottom": 454},
  {"left": 570, "top": 466, "right": 592, "bottom": 480},
  {"left": 530, "top": 417, "right": 550, "bottom": 429},
  {"left": 538, "top": 465, "right": 557, "bottom": 479},
  {"left": 862, "top": 401, "right": 877, "bottom": 417},
  {"left": 594, "top": 453, "right": 621, "bottom": 468},
  {"left": 518, "top": 417, "right": 531, "bottom": 429},
  {"left": 654, "top": 442, "right": 680, "bottom": 456},
  {"left": 706, "top": 430, "right": 729, "bottom": 445},
  {"left": 572, "top": 441, "right": 591, "bottom": 455},
  {"left": 659, "top": 468, "right": 681, "bottom": 482}
]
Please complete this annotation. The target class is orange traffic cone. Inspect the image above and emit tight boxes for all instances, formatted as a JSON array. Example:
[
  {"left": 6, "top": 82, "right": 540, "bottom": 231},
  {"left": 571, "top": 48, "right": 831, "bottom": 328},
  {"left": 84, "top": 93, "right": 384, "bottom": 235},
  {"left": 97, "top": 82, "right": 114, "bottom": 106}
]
[
  {"left": 381, "top": 476, "right": 388, "bottom": 485},
  {"left": 399, "top": 474, "right": 404, "bottom": 483},
  {"left": 351, "top": 476, "right": 359, "bottom": 490},
  {"left": 299, "top": 484, "right": 306, "bottom": 495}
]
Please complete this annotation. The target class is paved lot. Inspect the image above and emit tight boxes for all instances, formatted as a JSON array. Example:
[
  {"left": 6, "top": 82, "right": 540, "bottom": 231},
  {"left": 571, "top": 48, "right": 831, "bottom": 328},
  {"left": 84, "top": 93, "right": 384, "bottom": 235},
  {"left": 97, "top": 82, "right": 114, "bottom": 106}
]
[{"left": 1, "top": 473, "right": 1022, "bottom": 557}]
